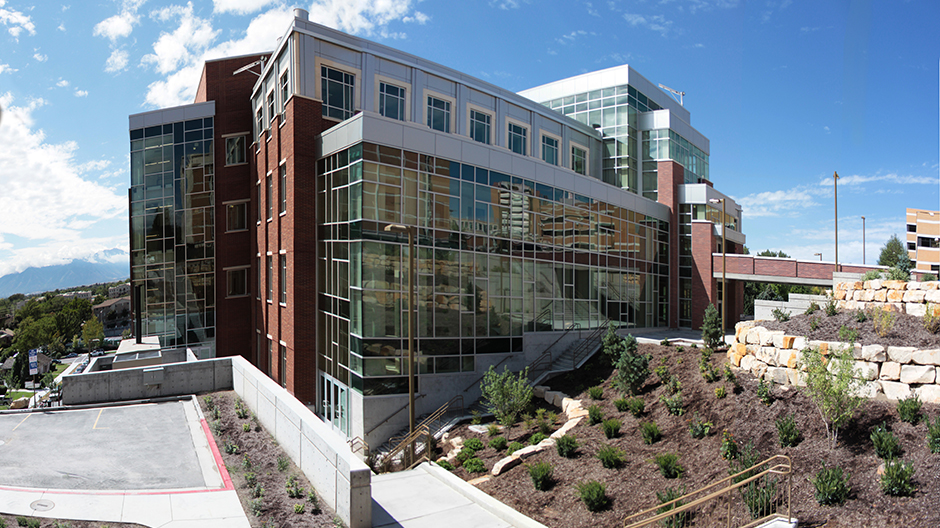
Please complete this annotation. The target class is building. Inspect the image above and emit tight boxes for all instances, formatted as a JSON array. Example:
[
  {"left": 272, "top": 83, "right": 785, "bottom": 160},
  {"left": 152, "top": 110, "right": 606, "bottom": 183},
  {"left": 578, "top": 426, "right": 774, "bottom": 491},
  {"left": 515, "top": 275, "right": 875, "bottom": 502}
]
[
  {"left": 128, "top": 9, "right": 744, "bottom": 446},
  {"left": 109, "top": 283, "right": 131, "bottom": 298},
  {"left": 906, "top": 208, "right": 940, "bottom": 274},
  {"left": 60, "top": 291, "right": 92, "bottom": 301},
  {"left": 92, "top": 296, "right": 132, "bottom": 337}
]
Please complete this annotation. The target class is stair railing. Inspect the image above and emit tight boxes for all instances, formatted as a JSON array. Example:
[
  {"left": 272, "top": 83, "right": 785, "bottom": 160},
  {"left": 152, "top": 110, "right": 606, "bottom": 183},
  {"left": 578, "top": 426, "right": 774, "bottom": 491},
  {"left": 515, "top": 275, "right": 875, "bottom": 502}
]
[
  {"left": 622, "top": 454, "right": 792, "bottom": 528},
  {"left": 365, "top": 393, "right": 426, "bottom": 437},
  {"left": 379, "top": 425, "right": 433, "bottom": 473},
  {"left": 347, "top": 436, "right": 369, "bottom": 457},
  {"left": 386, "top": 394, "right": 464, "bottom": 448},
  {"left": 528, "top": 322, "right": 580, "bottom": 382},
  {"left": 571, "top": 319, "right": 609, "bottom": 370}
]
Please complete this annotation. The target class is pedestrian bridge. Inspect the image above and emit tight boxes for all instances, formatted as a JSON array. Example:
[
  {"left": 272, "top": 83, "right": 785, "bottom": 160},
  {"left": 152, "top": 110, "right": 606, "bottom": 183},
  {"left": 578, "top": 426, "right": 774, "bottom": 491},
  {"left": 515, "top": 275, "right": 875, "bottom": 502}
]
[{"left": 712, "top": 254, "right": 884, "bottom": 286}]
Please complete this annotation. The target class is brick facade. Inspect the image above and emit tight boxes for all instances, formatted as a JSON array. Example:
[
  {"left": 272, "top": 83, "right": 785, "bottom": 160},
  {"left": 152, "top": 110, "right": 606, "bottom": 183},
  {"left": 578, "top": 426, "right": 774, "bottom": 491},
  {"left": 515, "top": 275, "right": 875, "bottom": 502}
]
[{"left": 656, "top": 160, "right": 685, "bottom": 328}]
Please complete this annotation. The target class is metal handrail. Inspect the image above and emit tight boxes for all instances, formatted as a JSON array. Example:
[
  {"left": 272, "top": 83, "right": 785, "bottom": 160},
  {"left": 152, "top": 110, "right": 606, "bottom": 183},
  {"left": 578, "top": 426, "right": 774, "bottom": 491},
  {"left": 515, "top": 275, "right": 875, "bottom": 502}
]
[
  {"left": 365, "top": 393, "right": 426, "bottom": 436},
  {"left": 380, "top": 425, "right": 432, "bottom": 472},
  {"left": 387, "top": 394, "right": 463, "bottom": 447},
  {"left": 622, "top": 454, "right": 793, "bottom": 528},
  {"left": 347, "top": 436, "right": 369, "bottom": 456},
  {"left": 571, "top": 319, "right": 609, "bottom": 370},
  {"left": 528, "top": 322, "right": 580, "bottom": 380}
]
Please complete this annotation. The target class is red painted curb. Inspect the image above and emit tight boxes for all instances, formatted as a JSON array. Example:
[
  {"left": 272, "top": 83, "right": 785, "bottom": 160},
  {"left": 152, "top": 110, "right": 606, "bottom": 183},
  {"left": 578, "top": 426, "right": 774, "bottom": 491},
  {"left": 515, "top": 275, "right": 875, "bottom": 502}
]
[{"left": 201, "top": 418, "right": 234, "bottom": 490}]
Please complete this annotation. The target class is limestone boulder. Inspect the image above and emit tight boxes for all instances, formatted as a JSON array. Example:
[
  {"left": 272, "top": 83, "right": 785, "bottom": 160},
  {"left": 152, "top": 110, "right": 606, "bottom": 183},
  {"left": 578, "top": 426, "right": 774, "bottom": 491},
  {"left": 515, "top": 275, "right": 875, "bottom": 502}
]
[
  {"left": 859, "top": 344, "right": 886, "bottom": 362},
  {"left": 551, "top": 417, "right": 582, "bottom": 438},
  {"left": 853, "top": 361, "right": 879, "bottom": 381},
  {"left": 760, "top": 330, "right": 783, "bottom": 346},
  {"left": 912, "top": 349, "right": 940, "bottom": 366},
  {"left": 887, "top": 347, "right": 915, "bottom": 364},
  {"left": 880, "top": 381, "right": 912, "bottom": 401},
  {"left": 792, "top": 337, "right": 808, "bottom": 351},
  {"left": 491, "top": 455, "right": 521, "bottom": 476},
  {"left": 887, "top": 290, "right": 905, "bottom": 303},
  {"left": 903, "top": 290, "right": 927, "bottom": 303},
  {"left": 766, "top": 366, "right": 789, "bottom": 385},
  {"left": 740, "top": 355, "right": 757, "bottom": 372},
  {"left": 851, "top": 381, "right": 881, "bottom": 399},
  {"left": 915, "top": 384, "right": 940, "bottom": 405},
  {"left": 925, "top": 290, "right": 940, "bottom": 304},
  {"left": 906, "top": 304, "right": 927, "bottom": 317},
  {"left": 900, "top": 364, "right": 936, "bottom": 385},
  {"left": 873, "top": 290, "right": 887, "bottom": 302},
  {"left": 746, "top": 327, "right": 767, "bottom": 345},
  {"left": 757, "top": 346, "right": 777, "bottom": 366},
  {"left": 883, "top": 280, "right": 907, "bottom": 290},
  {"left": 869, "top": 279, "right": 883, "bottom": 290},
  {"left": 533, "top": 386, "right": 548, "bottom": 399},
  {"left": 832, "top": 290, "right": 846, "bottom": 301},
  {"left": 880, "top": 362, "right": 901, "bottom": 381},
  {"left": 786, "top": 368, "right": 806, "bottom": 387},
  {"left": 751, "top": 361, "right": 768, "bottom": 379}
]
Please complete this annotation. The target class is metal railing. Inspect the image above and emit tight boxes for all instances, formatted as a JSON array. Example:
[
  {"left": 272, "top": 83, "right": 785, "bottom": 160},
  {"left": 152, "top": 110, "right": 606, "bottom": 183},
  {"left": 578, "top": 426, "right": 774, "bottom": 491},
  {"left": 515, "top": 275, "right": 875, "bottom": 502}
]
[
  {"left": 386, "top": 394, "right": 463, "bottom": 449},
  {"left": 347, "top": 436, "right": 369, "bottom": 457},
  {"left": 379, "top": 425, "right": 433, "bottom": 472},
  {"left": 365, "top": 393, "right": 426, "bottom": 437},
  {"left": 570, "top": 319, "right": 610, "bottom": 370},
  {"left": 528, "top": 322, "right": 580, "bottom": 381},
  {"left": 622, "top": 454, "right": 793, "bottom": 528}
]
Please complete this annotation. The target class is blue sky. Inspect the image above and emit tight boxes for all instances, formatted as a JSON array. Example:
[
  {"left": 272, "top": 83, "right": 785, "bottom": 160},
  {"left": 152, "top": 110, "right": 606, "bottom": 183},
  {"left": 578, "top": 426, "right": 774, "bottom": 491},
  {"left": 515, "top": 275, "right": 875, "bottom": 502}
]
[{"left": 0, "top": 0, "right": 937, "bottom": 279}]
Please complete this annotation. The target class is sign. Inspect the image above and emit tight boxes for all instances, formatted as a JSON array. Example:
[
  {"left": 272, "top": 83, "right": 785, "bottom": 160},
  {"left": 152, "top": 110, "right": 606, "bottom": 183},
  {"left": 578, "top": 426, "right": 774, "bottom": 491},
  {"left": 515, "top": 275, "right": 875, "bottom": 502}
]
[{"left": 28, "top": 348, "right": 39, "bottom": 376}]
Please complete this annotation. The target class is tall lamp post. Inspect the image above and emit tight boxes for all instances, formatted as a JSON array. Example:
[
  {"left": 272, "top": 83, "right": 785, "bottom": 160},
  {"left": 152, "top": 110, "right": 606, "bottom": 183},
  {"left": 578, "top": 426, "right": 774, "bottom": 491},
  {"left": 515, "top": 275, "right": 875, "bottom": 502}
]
[
  {"left": 861, "top": 216, "right": 866, "bottom": 265},
  {"left": 814, "top": 253, "right": 822, "bottom": 261},
  {"left": 709, "top": 198, "right": 726, "bottom": 337},
  {"left": 833, "top": 171, "right": 840, "bottom": 274},
  {"left": 384, "top": 224, "right": 416, "bottom": 462}
]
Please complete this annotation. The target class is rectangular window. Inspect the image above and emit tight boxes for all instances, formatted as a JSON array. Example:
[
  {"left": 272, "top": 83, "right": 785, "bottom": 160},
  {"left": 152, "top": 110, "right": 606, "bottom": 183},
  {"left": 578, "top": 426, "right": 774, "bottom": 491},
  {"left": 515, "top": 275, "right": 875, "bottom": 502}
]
[
  {"left": 379, "top": 82, "right": 405, "bottom": 121},
  {"left": 321, "top": 65, "right": 355, "bottom": 120},
  {"left": 280, "top": 71, "right": 289, "bottom": 114},
  {"left": 470, "top": 109, "right": 490, "bottom": 144},
  {"left": 909, "top": 242, "right": 917, "bottom": 251},
  {"left": 508, "top": 122, "right": 527, "bottom": 156},
  {"left": 226, "top": 202, "right": 247, "bottom": 232},
  {"left": 267, "top": 338, "right": 273, "bottom": 376},
  {"left": 267, "top": 91, "right": 275, "bottom": 123},
  {"left": 541, "top": 135, "right": 559, "bottom": 165},
  {"left": 256, "top": 183, "right": 262, "bottom": 223},
  {"left": 907, "top": 224, "right": 917, "bottom": 232},
  {"left": 279, "top": 254, "right": 287, "bottom": 304},
  {"left": 256, "top": 256, "right": 261, "bottom": 299},
  {"left": 279, "top": 344, "right": 287, "bottom": 387},
  {"left": 256, "top": 108, "right": 263, "bottom": 139},
  {"left": 266, "top": 173, "right": 273, "bottom": 220},
  {"left": 427, "top": 96, "right": 451, "bottom": 133},
  {"left": 266, "top": 255, "right": 273, "bottom": 301},
  {"left": 226, "top": 268, "right": 249, "bottom": 297},
  {"left": 225, "top": 136, "right": 246, "bottom": 165},
  {"left": 571, "top": 146, "right": 587, "bottom": 175},
  {"left": 279, "top": 165, "right": 287, "bottom": 214}
]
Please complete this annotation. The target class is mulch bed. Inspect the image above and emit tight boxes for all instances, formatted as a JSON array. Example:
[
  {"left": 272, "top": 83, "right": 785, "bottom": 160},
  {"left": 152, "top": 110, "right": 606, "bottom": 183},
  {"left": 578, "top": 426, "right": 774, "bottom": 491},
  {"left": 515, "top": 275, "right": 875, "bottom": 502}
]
[
  {"left": 444, "top": 344, "right": 940, "bottom": 528},
  {"left": 761, "top": 309, "right": 940, "bottom": 349},
  {"left": 199, "top": 391, "right": 340, "bottom": 527}
]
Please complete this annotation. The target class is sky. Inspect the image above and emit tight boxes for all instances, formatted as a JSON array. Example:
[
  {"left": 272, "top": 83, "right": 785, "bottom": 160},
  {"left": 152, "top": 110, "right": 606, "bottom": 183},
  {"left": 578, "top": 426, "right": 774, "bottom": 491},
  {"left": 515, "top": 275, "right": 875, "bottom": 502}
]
[{"left": 0, "top": 0, "right": 937, "bottom": 279}]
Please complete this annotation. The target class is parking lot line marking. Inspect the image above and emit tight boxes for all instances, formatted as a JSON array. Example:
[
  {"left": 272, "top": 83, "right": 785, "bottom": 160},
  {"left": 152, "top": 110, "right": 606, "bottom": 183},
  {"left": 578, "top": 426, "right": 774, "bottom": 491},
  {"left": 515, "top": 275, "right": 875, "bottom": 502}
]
[
  {"left": 92, "top": 409, "right": 108, "bottom": 429},
  {"left": 12, "top": 414, "right": 31, "bottom": 431}
]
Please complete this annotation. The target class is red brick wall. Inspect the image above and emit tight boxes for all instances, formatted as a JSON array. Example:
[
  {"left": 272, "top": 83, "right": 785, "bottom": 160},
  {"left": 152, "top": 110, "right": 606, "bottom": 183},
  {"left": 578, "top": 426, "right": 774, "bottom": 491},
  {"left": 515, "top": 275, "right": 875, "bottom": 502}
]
[
  {"left": 657, "top": 161, "right": 685, "bottom": 329},
  {"left": 715, "top": 254, "right": 884, "bottom": 282},
  {"left": 690, "top": 222, "right": 715, "bottom": 330}
]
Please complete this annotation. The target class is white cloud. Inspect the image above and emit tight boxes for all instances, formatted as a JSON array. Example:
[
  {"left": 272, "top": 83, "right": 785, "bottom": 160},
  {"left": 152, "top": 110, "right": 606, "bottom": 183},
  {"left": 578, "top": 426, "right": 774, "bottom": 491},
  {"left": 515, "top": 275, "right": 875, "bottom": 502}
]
[
  {"left": 736, "top": 188, "right": 819, "bottom": 218},
  {"left": 822, "top": 172, "right": 939, "bottom": 187},
  {"left": 0, "top": 63, "right": 15, "bottom": 74},
  {"left": 0, "top": 93, "right": 127, "bottom": 276},
  {"left": 142, "top": 4, "right": 220, "bottom": 75},
  {"left": 57, "top": 22, "right": 65, "bottom": 32},
  {"left": 307, "top": 0, "right": 419, "bottom": 35},
  {"left": 0, "top": 0, "right": 36, "bottom": 38},
  {"left": 56, "top": 79, "right": 69, "bottom": 87},
  {"left": 74, "top": 89, "right": 88, "bottom": 97},
  {"left": 623, "top": 13, "right": 674, "bottom": 37},
  {"left": 402, "top": 11, "right": 428, "bottom": 24},
  {"left": 105, "top": 49, "right": 130, "bottom": 72},
  {"left": 33, "top": 52, "right": 47, "bottom": 62},
  {"left": 213, "top": 0, "right": 277, "bottom": 15},
  {"left": 490, "top": 0, "right": 523, "bottom": 9},
  {"left": 556, "top": 30, "right": 596, "bottom": 45},
  {"left": 93, "top": 4, "right": 140, "bottom": 42}
]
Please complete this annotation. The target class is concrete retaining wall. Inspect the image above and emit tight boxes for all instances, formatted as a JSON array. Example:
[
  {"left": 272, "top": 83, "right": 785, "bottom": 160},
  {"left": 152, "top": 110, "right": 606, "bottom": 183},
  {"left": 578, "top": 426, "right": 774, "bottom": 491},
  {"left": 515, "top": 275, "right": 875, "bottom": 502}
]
[{"left": 62, "top": 357, "right": 233, "bottom": 403}]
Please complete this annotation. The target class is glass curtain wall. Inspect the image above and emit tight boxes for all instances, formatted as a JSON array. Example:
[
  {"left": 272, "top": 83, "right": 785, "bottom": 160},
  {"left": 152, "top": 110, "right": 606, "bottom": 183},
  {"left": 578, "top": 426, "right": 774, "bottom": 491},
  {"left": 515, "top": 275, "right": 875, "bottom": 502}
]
[{"left": 317, "top": 142, "right": 669, "bottom": 396}]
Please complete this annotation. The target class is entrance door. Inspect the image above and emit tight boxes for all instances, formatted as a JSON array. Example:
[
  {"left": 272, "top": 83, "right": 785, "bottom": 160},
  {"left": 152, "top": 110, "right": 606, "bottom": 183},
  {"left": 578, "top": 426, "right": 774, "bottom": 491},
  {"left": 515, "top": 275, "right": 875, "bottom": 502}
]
[{"left": 319, "top": 373, "right": 349, "bottom": 437}]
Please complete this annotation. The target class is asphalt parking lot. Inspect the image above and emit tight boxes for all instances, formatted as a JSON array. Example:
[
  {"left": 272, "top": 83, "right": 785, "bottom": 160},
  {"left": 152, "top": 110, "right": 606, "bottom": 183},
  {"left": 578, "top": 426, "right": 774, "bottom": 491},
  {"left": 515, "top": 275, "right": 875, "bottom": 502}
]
[{"left": 0, "top": 401, "right": 211, "bottom": 490}]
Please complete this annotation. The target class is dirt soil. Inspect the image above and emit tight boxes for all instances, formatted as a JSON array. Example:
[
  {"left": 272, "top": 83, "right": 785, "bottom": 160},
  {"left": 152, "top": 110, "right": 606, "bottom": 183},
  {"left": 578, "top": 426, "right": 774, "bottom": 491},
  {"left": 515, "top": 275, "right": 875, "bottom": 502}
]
[
  {"left": 199, "top": 391, "right": 340, "bottom": 527},
  {"left": 444, "top": 344, "right": 940, "bottom": 528},
  {"left": 0, "top": 515, "right": 145, "bottom": 527},
  {"left": 761, "top": 309, "right": 940, "bottom": 349}
]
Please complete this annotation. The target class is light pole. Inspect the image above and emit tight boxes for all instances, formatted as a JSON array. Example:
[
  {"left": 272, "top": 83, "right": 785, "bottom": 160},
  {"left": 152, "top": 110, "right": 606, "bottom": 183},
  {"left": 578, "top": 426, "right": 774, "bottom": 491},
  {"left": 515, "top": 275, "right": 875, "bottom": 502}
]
[
  {"left": 833, "top": 171, "right": 840, "bottom": 274},
  {"left": 384, "top": 223, "right": 416, "bottom": 463},
  {"left": 709, "top": 198, "right": 726, "bottom": 337},
  {"left": 861, "top": 216, "right": 866, "bottom": 265},
  {"left": 814, "top": 253, "right": 822, "bottom": 261}
]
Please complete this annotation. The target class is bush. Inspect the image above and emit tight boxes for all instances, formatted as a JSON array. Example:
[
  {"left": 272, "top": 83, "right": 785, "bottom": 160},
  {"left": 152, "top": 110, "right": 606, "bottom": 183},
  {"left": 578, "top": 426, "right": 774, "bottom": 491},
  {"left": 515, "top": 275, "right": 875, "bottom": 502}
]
[
  {"left": 242, "top": 422, "right": 251, "bottom": 433},
  {"left": 244, "top": 472, "right": 257, "bottom": 488},
  {"left": 928, "top": 415, "right": 940, "bottom": 454},
  {"left": 714, "top": 386, "right": 727, "bottom": 399},
  {"left": 575, "top": 480, "right": 609, "bottom": 512},
  {"left": 487, "top": 424, "right": 500, "bottom": 437},
  {"left": 588, "top": 404, "right": 604, "bottom": 425},
  {"left": 480, "top": 366, "right": 533, "bottom": 426},
  {"left": 871, "top": 422, "right": 902, "bottom": 460},
  {"left": 838, "top": 325, "right": 859, "bottom": 344},
  {"left": 872, "top": 307, "right": 896, "bottom": 338},
  {"left": 880, "top": 459, "right": 915, "bottom": 496},
  {"left": 615, "top": 338, "right": 651, "bottom": 395},
  {"left": 688, "top": 413, "right": 713, "bottom": 439},
  {"left": 862, "top": 270, "right": 882, "bottom": 281},
  {"left": 223, "top": 441, "right": 239, "bottom": 455},
  {"left": 660, "top": 338, "right": 671, "bottom": 346},
  {"left": 613, "top": 397, "right": 629, "bottom": 412},
  {"left": 855, "top": 310, "right": 868, "bottom": 323},
  {"left": 588, "top": 385, "right": 604, "bottom": 400},
  {"left": 529, "top": 432, "right": 547, "bottom": 445},
  {"left": 804, "top": 301, "right": 820, "bottom": 315},
  {"left": 653, "top": 453, "right": 684, "bottom": 479},
  {"left": 294, "top": 502, "right": 306, "bottom": 514},
  {"left": 602, "top": 324, "right": 624, "bottom": 365},
  {"left": 624, "top": 397, "right": 645, "bottom": 417},
  {"left": 897, "top": 394, "right": 922, "bottom": 424},
  {"left": 719, "top": 431, "right": 738, "bottom": 460},
  {"left": 701, "top": 303, "right": 723, "bottom": 349},
  {"left": 463, "top": 458, "right": 486, "bottom": 473},
  {"left": 640, "top": 421, "right": 661, "bottom": 444},
  {"left": 506, "top": 441, "right": 524, "bottom": 455},
  {"left": 602, "top": 418, "right": 622, "bottom": 439},
  {"left": 555, "top": 434, "right": 578, "bottom": 458},
  {"left": 596, "top": 445, "right": 625, "bottom": 469},
  {"left": 924, "top": 303, "right": 940, "bottom": 334},
  {"left": 656, "top": 486, "right": 690, "bottom": 528},
  {"left": 308, "top": 489, "right": 320, "bottom": 511},
  {"left": 775, "top": 414, "right": 801, "bottom": 447},
  {"left": 799, "top": 346, "right": 865, "bottom": 449},
  {"left": 249, "top": 498, "right": 265, "bottom": 516},
  {"left": 771, "top": 308, "right": 790, "bottom": 322},
  {"left": 824, "top": 299, "right": 838, "bottom": 317},
  {"left": 277, "top": 455, "right": 290, "bottom": 472},
  {"left": 811, "top": 465, "right": 850, "bottom": 505},
  {"left": 654, "top": 363, "right": 671, "bottom": 384},
  {"left": 286, "top": 474, "right": 305, "bottom": 499},
  {"left": 527, "top": 461, "right": 554, "bottom": 491},
  {"left": 455, "top": 447, "right": 475, "bottom": 464},
  {"left": 757, "top": 379, "right": 774, "bottom": 405},
  {"left": 742, "top": 477, "right": 778, "bottom": 519},
  {"left": 463, "top": 438, "right": 484, "bottom": 452},
  {"left": 810, "top": 316, "right": 819, "bottom": 331},
  {"left": 728, "top": 441, "right": 761, "bottom": 484},
  {"left": 660, "top": 392, "right": 684, "bottom": 416},
  {"left": 436, "top": 460, "right": 454, "bottom": 471},
  {"left": 486, "top": 436, "right": 506, "bottom": 451}
]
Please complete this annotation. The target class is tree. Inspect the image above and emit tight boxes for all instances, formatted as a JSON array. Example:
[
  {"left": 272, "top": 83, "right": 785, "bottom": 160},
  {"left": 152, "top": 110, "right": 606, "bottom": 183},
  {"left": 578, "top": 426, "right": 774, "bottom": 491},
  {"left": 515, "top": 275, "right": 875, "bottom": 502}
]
[
  {"left": 878, "top": 234, "right": 906, "bottom": 268},
  {"left": 601, "top": 324, "right": 623, "bottom": 365},
  {"left": 480, "top": 366, "right": 533, "bottom": 426},
  {"left": 799, "top": 346, "right": 865, "bottom": 449},
  {"left": 615, "top": 335, "right": 650, "bottom": 395},
  {"left": 701, "top": 303, "right": 722, "bottom": 349},
  {"left": 82, "top": 317, "right": 105, "bottom": 350}
]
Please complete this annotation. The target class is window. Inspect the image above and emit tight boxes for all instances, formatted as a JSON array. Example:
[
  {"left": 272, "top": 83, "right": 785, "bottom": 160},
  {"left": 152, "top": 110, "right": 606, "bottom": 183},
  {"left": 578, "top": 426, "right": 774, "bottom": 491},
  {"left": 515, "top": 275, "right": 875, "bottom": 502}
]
[
  {"left": 225, "top": 136, "right": 246, "bottom": 165},
  {"left": 321, "top": 65, "right": 355, "bottom": 120},
  {"left": 508, "top": 122, "right": 527, "bottom": 156},
  {"left": 256, "top": 256, "right": 261, "bottom": 299},
  {"left": 379, "top": 82, "right": 405, "bottom": 121},
  {"left": 267, "top": 338, "right": 273, "bottom": 376},
  {"left": 226, "top": 202, "right": 248, "bottom": 232},
  {"left": 256, "top": 182, "right": 262, "bottom": 223},
  {"left": 266, "top": 173, "right": 273, "bottom": 220},
  {"left": 279, "top": 344, "right": 287, "bottom": 387},
  {"left": 571, "top": 145, "right": 587, "bottom": 175},
  {"left": 279, "top": 165, "right": 287, "bottom": 214},
  {"left": 267, "top": 91, "right": 275, "bottom": 123},
  {"left": 266, "top": 255, "right": 273, "bottom": 301},
  {"left": 279, "top": 254, "right": 287, "bottom": 304},
  {"left": 541, "top": 135, "right": 559, "bottom": 165},
  {"left": 226, "top": 268, "right": 249, "bottom": 297},
  {"left": 427, "top": 96, "right": 451, "bottom": 132},
  {"left": 470, "top": 109, "right": 491, "bottom": 144},
  {"left": 256, "top": 108, "right": 263, "bottom": 139},
  {"left": 908, "top": 224, "right": 917, "bottom": 232},
  {"left": 280, "top": 71, "right": 289, "bottom": 114}
]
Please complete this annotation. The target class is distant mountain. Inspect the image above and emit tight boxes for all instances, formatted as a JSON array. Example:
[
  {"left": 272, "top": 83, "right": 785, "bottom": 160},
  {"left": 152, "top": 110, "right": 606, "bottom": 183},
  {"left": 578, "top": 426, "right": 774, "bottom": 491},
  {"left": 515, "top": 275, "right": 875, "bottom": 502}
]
[{"left": 0, "top": 251, "right": 130, "bottom": 297}]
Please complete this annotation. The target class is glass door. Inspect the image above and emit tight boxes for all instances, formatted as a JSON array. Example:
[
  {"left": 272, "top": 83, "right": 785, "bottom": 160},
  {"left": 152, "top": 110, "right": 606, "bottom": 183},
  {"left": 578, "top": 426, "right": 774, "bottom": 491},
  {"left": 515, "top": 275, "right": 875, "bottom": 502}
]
[{"left": 319, "top": 373, "right": 349, "bottom": 437}]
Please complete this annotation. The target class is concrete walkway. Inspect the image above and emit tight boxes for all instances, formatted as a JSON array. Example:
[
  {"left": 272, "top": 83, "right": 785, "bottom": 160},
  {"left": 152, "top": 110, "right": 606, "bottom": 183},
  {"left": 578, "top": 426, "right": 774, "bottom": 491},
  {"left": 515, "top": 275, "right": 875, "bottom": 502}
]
[{"left": 372, "top": 462, "right": 547, "bottom": 528}]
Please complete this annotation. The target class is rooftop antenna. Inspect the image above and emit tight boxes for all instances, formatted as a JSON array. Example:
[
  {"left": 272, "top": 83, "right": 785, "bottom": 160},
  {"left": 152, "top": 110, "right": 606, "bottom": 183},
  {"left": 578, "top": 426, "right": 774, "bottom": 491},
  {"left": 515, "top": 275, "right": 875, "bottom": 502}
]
[
  {"left": 658, "top": 83, "right": 685, "bottom": 106},
  {"left": 233, "top": 58, "right": 265, "bottom": 77}
]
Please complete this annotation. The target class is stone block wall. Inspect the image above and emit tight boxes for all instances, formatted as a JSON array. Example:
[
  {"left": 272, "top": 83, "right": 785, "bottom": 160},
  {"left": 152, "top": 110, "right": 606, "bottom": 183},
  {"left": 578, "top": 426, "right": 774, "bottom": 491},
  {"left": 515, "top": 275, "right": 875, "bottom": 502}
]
[{"left": 833, "top": 279, "right": 940, "bottom": 315}]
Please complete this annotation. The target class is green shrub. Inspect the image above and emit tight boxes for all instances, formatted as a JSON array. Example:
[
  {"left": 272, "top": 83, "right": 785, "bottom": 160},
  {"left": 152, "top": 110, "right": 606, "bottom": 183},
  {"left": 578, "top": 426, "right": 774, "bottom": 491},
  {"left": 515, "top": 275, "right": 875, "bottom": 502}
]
[
  {"left": 775, "top": 414, "right": 801, "bottom": 447},
  {"left": 480, "top": 365, "right": 533, "bottom": 426},
  {"left": 294, "top": 502, "right": 306, "bottom": 514},
  {"left": 880, "top": 459, "right": 915, "bottom": 496},
  {"left": 15, "top": 518, "right": 26, "bottom": 527},
  {"left": 771, "top": 308, "right": 790, "bottom": 322},
  {"left": 810, "top": 317, "right": 819, "bottom": 331},
  {"left": 242, "top": 423, "right": 251, "bottom": 433},
  {"left": 588, "top": 385, "right": 604, "bottom": 400},
  {"left": 602, "top": 324, "right": 625, "bottom": 365},
  {"left": 898, "top": 394, "right": 922, "bottom": 424},
  {"left": 656, "top": 486, "right": 690, "bottom": 528},
  {"left": 804, "top": 301, "right": 820, "bottom": 315},
  {"left": 688, "top": 413, "right": 713, "bottom": 439},
  {"left": 742, "top": 476, "right": 778, "bottom": 519},
  {"left": 757, "top": 379, "right": 774, "bottom": 405},
  {"left": 653, "top": 452, "right": 684, "bottom": 479},
  {"left": 575, "top": 480, "right": 609, "bottom": 512},
  {"left": 811, "top": 465, "right": 850, "bottom": 505},
  {"left": 923, "top": 273, "right": 938, "bottom": 282},
  {"left": 588, "top": 404, "right": 604, "bottom": 425},
  {"left": 436, "top": 460, "right": 454, "bottom": 471},
  {"left": 624, "top": 397, "right": 645, "bottom": 417},
  {"left": 277, "top": 455, "right": 290, "bottom": 472},
  {"left": 250, "top": 483, "right": 264, "bottom": 499},
  {"left": 308, "top": 489, "right": 320, "bottom": 511},
  {"left": 506, "top": 441, "right": 524, "bottom": 455},
  {"left": 701, "top": 303, "right": 723, "bottom": 349},
  {"left": 470, "top": 410, "right": 482, "bottom": 425},
  {"left": 824, "top": 299, "right": 838, "bottom": 317},
  {"left": 249, "top": 498, "right": 264, "bottom": 516},
  {"left": 602, "top": 418, "right": 622, "bottom": 439},
  {"left": 654, "top": 363, "right": 671, "bottom": 384},
  {"left": 286, "top": 474, "right": 305, "bottom": 499},
  {"left": 871, "top": 422, "right": 902, "bottom": 460},
  {"left": 527, "top": 461, "right": 554, "bottom": 491},
  {"left": 538, "top": 419, "right": 553, "bottom": 436},
  {"left": 928, "top": 415, "right": 940, "bottom": 453},
  {"left": 464, "top": 438, "right": 484, "bottom": 452},
  {"left": 596, "top": 445, "right": 625, "bottom": 469},
  {"left": 555, "top": 434, "right": 578, "bottom": 458},
  {"left": 463, "top": 458, "right": 486, "bottom": 473},
  {"left": 660, "top": 338, "right": 671, "bottom": 346},
  {"left": 455, "top": 447, "right": 475, "bottom": 464},
  {"left": 613, "top": 397, "right": 629, "bottom": 412},
  {"left": 615, "top": 337, "right": 651, "bottom": 395},
  {"left": 799, "top": 346, "right": 865, "bottom": 449},
  {"left": 855, "top": 310, "right": 868, "bottom": 323},
  {"left": 728, "top": 441, "right": 761, "bottom": 484},
  {"left": 924, "top": 304, "right": 940, "bottom": 334},
  {"left": 724, "top": 365, "right": 737, "bottom": 384},
  {"left": 666, "top": 375, "right": 682, "bottom": 395},
  {"left": 489, "top": 436, "right": 507, "bottom": 451},
  {"left": 838, "top": 325, "right": 859, "bottom": 344},
  {"left": 487, "top": 424, "right": 500, "bottom": 437},
  {"left": 714, "top": 386, "right": 727, "bottom": 399},
  {"left": 862, "top": 270, "right": 882, "bottom": 281},
  {"left": 27, "top": 521, "right": 39, "bottom": 528},
  {"left": 872, "top": 307, "right": 896, "bottom": 338},
  {"left": 719, "top": 431, "right": 738, "bottom": 460},
  {"left": 660, "top": 392, "right": 684, "bottom": 416},
  {"left": 242, "top": 454, "right": 253, "bottom": 471},
  {"left": 640, "top": 420, "right": 661, "bottom": 444},
  {"left": 223, "top": 441, "right": 239, "bottom": 455},
  {"left": 529, "top": 432, "right": 547, "bottom": 445},
  {"left": 244, "top": 472, "right": 257, "bottom": 488}
]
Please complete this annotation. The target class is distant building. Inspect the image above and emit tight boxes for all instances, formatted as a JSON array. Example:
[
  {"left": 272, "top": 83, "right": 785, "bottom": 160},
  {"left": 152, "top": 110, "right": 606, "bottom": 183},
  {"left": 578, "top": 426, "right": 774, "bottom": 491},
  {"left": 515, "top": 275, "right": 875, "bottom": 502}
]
[
  {"left": 61, "top": 291, "right": 93, "bottom": 301},
  {"left": 906, "top": 208, "right": 940, "bottom": 274},
  {"left": 93, "top": 297, "right": 132, "bottom": 338},
  {"left": 0, "top": 351, "right": 53, "bottom": 375},
  {"left": 0, "top": 328, "right": 13, "bottom": 347},
  {"left": 109, "top": 283, "right": 131, "bottom": 298}
]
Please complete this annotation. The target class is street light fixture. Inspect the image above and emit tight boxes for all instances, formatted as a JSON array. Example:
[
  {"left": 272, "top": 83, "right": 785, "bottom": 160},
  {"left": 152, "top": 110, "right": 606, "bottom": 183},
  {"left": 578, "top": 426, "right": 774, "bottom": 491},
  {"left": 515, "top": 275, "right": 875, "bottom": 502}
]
[
  {"left": 861, "top": 216, "right": 866, "bottom": 265},
  {"left": 833, "top": 171, "right": 840, "bottom": 274},
  {"left": 708, "top": 198, "right": 726, "bottom": 339},
  {"left": 814, "top": 253, "right": 822, "bottom": 261},
  {"left": 384, "top": 223, "right": 416, "bottom": 463}
]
